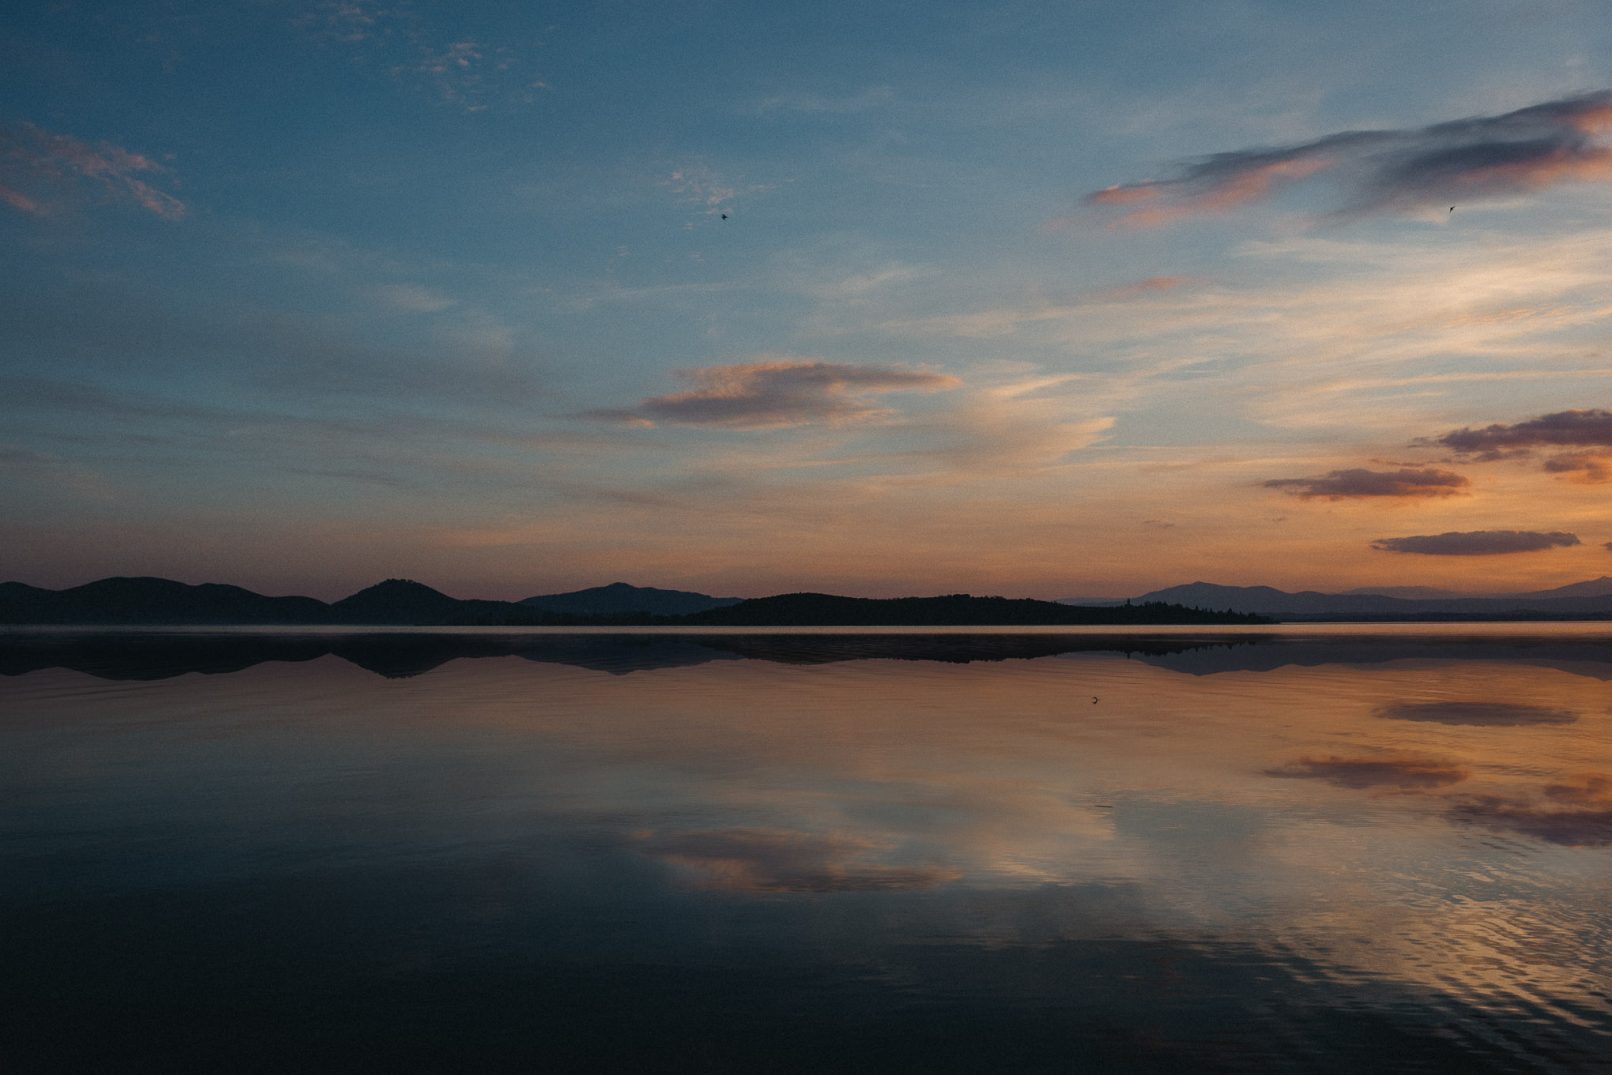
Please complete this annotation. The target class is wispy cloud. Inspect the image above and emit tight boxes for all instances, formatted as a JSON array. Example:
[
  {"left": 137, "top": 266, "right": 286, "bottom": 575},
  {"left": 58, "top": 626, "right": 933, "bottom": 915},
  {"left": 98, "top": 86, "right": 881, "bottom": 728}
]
[
  {"left": 295, "top": 2, "right": 545, "bottom": 111},
  {"left": 1370, "top": 529, "right": 1580, "bottom": 555},
  {"left": 1265, "top": 755, "right": 1468, "bottom": 790},
  {"left": 664, "top": 163, "right": 774, "bottom": 218},
  {"left": 636, "top": 827, "right": 958, "bottom": 893},
  {"left": 1377, "top": 701, "right": 1578, "bottom": 726},
  {"left": 1264, "top": 466, "right": 1469, "bottom": 500},
  {"left": 588, "top": 359, "right": 960, "bottom": 429},
  {"left": 749, "top": 85, "right": 894, "bottom": 115},
  {"left": 0, "top": 123, "right": 184, "bottom": 220},
  {"left": 370, "top": 282, "right": 456, "bottom": 313},
  {"left": 1088, "top": 90, "right": 1612, "bottom": 225},
  {"left": 1089, "top": 275, "right": 1199, "bottom": 302}
]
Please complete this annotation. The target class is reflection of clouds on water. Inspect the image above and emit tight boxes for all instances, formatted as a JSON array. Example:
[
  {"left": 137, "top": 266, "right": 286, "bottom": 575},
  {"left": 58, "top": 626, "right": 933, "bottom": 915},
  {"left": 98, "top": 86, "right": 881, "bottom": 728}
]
[
  {"left": 1265, "top": 755, "right": 1468, "bottom": 790},
  {"left": 8, "top": 634, "right": 1612, "bottom": 1058},
  {"left": 634, "top": 827, "right": 960, "bottom": 893},
  {"left": 1451, "top": 774, "right": 1612, "bottom": 847},
  {"left": 1376, "top": 701, "right": 1578, "bottom": 726}
]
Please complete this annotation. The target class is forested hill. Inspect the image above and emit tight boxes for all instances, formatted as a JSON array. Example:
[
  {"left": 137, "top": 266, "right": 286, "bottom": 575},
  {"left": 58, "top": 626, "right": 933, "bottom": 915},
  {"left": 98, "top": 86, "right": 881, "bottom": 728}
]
[{"left": 685, "top": 593, "right": 1269, "bottom": 627}]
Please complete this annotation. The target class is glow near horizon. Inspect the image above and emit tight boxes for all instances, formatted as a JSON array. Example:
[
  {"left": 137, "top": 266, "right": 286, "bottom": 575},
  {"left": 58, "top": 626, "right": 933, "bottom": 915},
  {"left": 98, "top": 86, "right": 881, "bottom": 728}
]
[{"left": 4, "top": 2, "right": 1612, "bottom": 601}]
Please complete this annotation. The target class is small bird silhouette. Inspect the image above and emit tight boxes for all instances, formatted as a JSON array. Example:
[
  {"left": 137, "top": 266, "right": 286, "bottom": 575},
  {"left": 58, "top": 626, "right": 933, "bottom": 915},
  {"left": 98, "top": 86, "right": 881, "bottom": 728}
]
[
  {"left": 1449, "top": 206, "right": 1455, "bottom": 213},
  {"left": 720, "top": 213, "right": 728, "bottom": 220}
]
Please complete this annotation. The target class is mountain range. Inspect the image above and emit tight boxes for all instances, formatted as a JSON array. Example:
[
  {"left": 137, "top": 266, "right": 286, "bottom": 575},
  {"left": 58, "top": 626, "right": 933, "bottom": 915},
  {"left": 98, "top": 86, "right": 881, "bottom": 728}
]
[
  {"left": 1062, "top": 577, "right": 1612, "bottom": 619},
  {"left": 0, "top": 577, "right": 1261, "bottom": 627},
  {"left": 10, "top": 574, "right": 1612, "bottom": 627}
]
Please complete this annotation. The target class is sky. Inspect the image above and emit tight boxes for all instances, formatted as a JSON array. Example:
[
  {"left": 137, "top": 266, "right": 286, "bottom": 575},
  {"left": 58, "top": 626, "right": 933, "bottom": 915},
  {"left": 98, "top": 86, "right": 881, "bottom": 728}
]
[{"left": 5, "top": 1, "right": 1612, "bottom": 600}]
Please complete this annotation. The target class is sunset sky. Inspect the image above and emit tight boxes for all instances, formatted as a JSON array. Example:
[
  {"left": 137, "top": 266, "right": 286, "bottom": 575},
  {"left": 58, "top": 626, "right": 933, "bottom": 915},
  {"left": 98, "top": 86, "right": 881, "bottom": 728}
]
[{"left": 6, "top": 1, "right": 1612, "bottom": 600}]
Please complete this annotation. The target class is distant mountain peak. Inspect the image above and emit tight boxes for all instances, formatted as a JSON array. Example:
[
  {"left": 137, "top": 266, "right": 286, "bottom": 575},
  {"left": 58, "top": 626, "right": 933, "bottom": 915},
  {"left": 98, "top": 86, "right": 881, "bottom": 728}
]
[
  {"left": 343, "top": 576, "right": 451, "bottom": 602},
  {"left": 520, "top": 581, "right": 742, "bottom": 617}
]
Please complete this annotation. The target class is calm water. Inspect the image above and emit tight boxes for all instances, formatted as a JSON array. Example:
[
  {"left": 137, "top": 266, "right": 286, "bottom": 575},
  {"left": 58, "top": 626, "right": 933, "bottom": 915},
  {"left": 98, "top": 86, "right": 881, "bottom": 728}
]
[{"left": 3, "top": 627, "right": 1611, "bottom": 1072}]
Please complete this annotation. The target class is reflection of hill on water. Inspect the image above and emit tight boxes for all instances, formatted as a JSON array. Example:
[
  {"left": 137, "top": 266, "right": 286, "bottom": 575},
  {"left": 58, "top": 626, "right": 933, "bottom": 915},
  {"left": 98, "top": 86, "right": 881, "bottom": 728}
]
[
  {"left": 1133, "top": 637, "right": 1612, "bottom": 681},
  {"left": 5, "top": 631, "right": 1612, "bottom": 682},
  {"left": 1, "top": 632, "right": 1247, "bottom": 681}
]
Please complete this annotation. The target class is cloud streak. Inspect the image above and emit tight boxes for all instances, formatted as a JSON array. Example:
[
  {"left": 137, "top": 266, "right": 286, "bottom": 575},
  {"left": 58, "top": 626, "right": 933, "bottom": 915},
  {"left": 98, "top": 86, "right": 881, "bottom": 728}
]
[
  {"left": 1370, "top": 530, "right": 1580, "bottom": 556},
  {"left": 1263, "top": 466, "right": 1468, "bottom": 500},
  {"left": 1088, "top": 90, "right": 1612, "bottom": 224},
  {"left": 1265, "top": 755, "right": 1468, "bottom": 790},
  {"left": 0, "top": 123, "right": 185, "bottom": 220},
  {"left": 636, "top": 828, "right": 958, "bottom": 893},
  {"left": 1377, "top": 701, "right": 1578, "bottom": 726},
  {"left": 295, "top": 2, "right": 544, "bottom": 111},
  {"left": 588, "top": 360, "right": 960, "bottom": 429}
]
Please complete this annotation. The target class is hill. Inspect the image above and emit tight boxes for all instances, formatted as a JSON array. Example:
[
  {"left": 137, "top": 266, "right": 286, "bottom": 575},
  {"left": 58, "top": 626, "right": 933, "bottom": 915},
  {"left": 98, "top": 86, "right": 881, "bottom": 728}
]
[
  {"left": 1124, "top": 580, "right": 1612, "bottom": 620},
  {"left": 521, "top": 581, "right": 741, "bottom": 618},
  {"left": 0, "top": 577, "right": 331, "bottom": 625},
  {"left": 684, "top": 593, "right": 1268, "bottom": 627}
]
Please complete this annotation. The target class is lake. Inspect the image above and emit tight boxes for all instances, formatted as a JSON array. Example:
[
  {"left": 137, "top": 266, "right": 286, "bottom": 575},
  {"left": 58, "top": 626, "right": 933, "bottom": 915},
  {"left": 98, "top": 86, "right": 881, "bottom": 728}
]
[{"left": 3, "top": 626, "right": 1610, "bottom": 1072}]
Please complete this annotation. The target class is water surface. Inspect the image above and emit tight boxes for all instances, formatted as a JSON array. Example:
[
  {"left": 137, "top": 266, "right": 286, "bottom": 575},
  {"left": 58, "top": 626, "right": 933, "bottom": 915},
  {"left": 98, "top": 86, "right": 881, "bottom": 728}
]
[{"left": 4, "top": 627, "right": 1610, "bottom": 1071}]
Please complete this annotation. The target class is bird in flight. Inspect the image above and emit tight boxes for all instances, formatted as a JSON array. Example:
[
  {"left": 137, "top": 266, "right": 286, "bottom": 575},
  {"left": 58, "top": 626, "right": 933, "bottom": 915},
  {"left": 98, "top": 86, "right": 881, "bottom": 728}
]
[
  {"left": 1449, "top": 206, "right": 1455, "bottom": 213},
  {"left": 720, "top": 213, "right": 728, "bottom": 220}
]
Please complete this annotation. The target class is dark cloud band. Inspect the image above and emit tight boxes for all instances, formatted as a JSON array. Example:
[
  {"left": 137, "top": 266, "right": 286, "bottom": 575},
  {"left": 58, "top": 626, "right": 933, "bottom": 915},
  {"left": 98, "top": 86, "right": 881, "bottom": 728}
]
[
  {"left": 1370, "top": 530, "right": 1580, "bottom": 556},
  {"left": 1263, "top": 466, "right": 1468, "bottom": 500}
]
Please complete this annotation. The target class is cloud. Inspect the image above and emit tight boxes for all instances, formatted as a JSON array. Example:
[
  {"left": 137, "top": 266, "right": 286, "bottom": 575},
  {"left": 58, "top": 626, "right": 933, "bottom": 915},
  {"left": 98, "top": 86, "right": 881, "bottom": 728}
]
[
  {"left": 0, "top": 123, "right": 184, "bottom": 220},
  {"left": 1433, "top": 409, "right": 1612, "bottom": 481},
  {"left": 1436, "top": 408, "right": 1612, "bottom": 458},
  {"left": 371, "top": 283, "right": 456, "bottom": 313},
  {"left": 1451, "top": 775, "right": 1612, "bottom": 847},
  {"left": 1088, "top": 90, "right": 1612, "bottom": 224},
  {"left": 1376, "top": 701, "right": 1578, "bottom": 726},
  {"left": 750, "top": 86, "right": 894, "bottom": 115},
  {"left": 1089, "top": 275, "right": 1198, "bottom": 302},
  {"left": 664, "top": 163, "right": 774, "bottom": 217},
  {"left": 1370, "top": 530, "right": 1580, "bottom": 555},
  {"left": 1265, "top": 755, "right": 1468, "bottom": 790},
  {"left": 1541, "top": 453, "right": 1612, "bottom": 483},
  {"left": 588, "top": 360, "right": 960, "bottom": 429},
  {"left": 409, "top": 39, "right": 524, "bottom": 111},
  {"left": 295, "top": 3, "right": 544, "bottom": 111},
  {"left": 636, "top": 827, "right": 959, "bottom": 893},
  {"left": 1263, "top": 466, "right": 1469, "bottom": 500}
]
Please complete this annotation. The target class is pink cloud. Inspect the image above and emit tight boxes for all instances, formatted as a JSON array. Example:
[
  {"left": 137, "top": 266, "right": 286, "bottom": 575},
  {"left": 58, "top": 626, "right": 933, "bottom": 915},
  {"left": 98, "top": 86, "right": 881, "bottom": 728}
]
[
  {"left": 1088, "top": 90, "right": 1612, "bottom": 226},
  {"left": 0, "top": 123, "right": 185, "bottom": 220}
]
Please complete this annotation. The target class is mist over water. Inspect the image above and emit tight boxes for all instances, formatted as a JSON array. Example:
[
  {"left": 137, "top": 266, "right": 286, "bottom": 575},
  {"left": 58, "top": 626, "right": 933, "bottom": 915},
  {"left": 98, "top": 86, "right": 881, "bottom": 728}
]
[{"left": 3, "top": 627, "right": 1610, "bottom": 1072}]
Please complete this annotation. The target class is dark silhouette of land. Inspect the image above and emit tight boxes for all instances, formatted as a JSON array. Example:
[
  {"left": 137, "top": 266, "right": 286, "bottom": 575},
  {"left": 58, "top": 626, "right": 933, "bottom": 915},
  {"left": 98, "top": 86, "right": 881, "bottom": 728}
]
[
  {"left": 0, "top": 577, "right": 1266, "bottom": 628},
  {"left": 521, "top": 581, "right": 742, "bottom": 617},
  {"left": 683, "top": 593, "right": 1265, "bottom": 627},
  {"left": 1063, "top": 577, "right": 1612, "bottom": 620},
  {"left": 14, "top": 573, "right": 1612, "bottom": 628}
]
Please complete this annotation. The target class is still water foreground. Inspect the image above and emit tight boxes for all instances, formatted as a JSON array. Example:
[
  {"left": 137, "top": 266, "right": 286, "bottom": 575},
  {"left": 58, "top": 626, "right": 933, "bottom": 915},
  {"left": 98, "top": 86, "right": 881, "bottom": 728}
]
[{"left": 3, "top": 627, "right": 1610, "bottom": 1072}]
